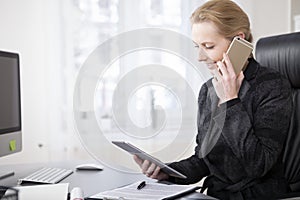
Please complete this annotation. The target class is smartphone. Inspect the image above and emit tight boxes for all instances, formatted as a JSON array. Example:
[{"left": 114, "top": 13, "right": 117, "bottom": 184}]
[{"left": 225, "top": 37, "right": 253, "bottom": 75}]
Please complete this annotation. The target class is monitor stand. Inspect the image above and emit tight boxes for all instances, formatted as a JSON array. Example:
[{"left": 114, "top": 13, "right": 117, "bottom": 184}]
[{"left": 0, "top": 170, "right": 14, "bottom": 180}]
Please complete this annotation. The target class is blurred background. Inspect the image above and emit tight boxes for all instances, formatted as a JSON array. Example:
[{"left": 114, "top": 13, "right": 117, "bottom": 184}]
[{"left": 0, "top": 0, "right": 299, "bottom": 165}]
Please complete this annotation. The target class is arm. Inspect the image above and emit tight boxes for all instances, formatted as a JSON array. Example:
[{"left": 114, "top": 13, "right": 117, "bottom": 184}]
[{"left": 167, "top": 154, "right": 209, "bottom": 184}]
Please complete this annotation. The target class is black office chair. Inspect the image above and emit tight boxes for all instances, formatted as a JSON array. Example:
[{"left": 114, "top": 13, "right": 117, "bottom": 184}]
[{"left": 255, "top": 32, "right": 300, "bottom": 196}]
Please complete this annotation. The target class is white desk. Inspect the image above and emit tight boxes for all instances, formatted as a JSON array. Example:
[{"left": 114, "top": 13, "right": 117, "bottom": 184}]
[{"left": 0, "top": 161, "right": 216, "bottom": 199}]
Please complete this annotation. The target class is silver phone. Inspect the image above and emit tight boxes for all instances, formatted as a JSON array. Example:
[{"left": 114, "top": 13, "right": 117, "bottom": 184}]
[{"left": 225, "top": 37, "right": 253, "bottom": 75}]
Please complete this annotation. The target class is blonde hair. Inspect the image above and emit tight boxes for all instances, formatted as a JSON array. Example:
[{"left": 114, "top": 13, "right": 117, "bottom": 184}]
[{"left": 190, "top": 0, "right": 253, "bottom": 43}]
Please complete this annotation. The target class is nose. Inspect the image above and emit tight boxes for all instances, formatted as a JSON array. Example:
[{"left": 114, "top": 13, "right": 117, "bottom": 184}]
[
  {"left": 197, "top": 48, "right": 207, "bottom": 62},
  {"left": 198, "top": 54, "right": 206, "bottom": 62}
]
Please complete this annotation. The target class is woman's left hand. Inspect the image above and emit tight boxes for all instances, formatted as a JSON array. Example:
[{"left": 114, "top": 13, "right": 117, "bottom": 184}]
[{"left": 212, "top": 53, "right": 245, "bottom": 104}]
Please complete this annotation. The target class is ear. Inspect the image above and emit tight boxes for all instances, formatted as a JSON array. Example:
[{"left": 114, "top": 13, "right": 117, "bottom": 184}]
[{"left": 236, "top": 32, "right": 246, "bottom": 39}]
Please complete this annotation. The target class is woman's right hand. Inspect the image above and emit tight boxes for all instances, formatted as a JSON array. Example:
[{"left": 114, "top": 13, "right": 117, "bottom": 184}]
[{"left": 133, "top": 155, "right": 169, "bottom": 180}]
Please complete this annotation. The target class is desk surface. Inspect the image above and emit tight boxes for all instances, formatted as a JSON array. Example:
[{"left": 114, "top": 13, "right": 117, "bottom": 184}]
[{"left": 0, "top": 161, "right": 216, "bottom": 199}]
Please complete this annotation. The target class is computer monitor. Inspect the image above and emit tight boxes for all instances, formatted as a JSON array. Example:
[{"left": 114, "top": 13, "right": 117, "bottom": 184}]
[{"left": 0, "top": 50, "right": 22, "bottom": 179}]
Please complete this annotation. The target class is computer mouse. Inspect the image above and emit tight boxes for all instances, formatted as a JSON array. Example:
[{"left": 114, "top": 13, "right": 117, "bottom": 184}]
[{"left": 75, "top": 163, "right": 104, "bottom": 171}]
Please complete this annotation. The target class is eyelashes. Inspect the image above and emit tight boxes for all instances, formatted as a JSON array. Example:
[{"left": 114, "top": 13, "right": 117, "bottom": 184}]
[
  {"left": 205, "top": 45, "right": 214, "bottom": 49},
  {"left": 194, "top": 45, "right": 214, "bottom": 50}
]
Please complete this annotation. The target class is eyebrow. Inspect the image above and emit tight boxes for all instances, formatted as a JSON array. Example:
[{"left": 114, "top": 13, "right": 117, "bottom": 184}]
[
  {"left": 193, "top": 40, "right": 214, "bottom": 47},
  {"left": 192, "top": 41, "right": 198, "bottom": 46}
]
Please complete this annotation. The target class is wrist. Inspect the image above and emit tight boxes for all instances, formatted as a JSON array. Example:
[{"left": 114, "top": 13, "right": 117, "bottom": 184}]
[
  {"left": 219, "top": 96, "right": 238, "bottom": 106},
  {"left": 225, "top": 95, "right": 238, "bottom": 102}
]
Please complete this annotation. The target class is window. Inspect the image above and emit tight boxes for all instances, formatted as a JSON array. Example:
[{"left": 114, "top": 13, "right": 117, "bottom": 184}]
[{"left": 62, "top": 0, "right": 206, "bottom": 161}]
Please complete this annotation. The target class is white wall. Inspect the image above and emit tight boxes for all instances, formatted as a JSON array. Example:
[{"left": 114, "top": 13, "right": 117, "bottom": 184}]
[
  {"left": 236, "top": 0, "right": 290, "bottom": 44},
  {"left": 0, "top": 0, "right": 295, "bottom": 165},
  {"left": 251, "top": 0, "right": 289, "bottom": 42},
  {"left": 0, "top": 0, "right": 49, "bottom": 164},
  {"left": 0, "top": 0, "right": 88, "bottom": 165}
]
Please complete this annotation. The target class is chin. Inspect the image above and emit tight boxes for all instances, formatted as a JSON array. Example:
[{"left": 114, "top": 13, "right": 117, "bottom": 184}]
[{"left": 206, "top": 63, "right": 217, "bottom": 70}]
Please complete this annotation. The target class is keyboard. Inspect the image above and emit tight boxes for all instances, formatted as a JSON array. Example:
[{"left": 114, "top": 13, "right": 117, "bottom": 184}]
[{"left": 18, "top": 167, "right": 73, "bottom": 184}]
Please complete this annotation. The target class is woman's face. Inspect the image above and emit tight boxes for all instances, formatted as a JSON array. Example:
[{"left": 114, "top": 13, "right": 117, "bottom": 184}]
[{"left": 192, "top": 21, "right": 231, "bottom": 73}]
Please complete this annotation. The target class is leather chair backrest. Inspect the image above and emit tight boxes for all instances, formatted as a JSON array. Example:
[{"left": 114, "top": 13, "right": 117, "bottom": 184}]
[{"left": 255, "top": 32, "right": 300, "bottom": 192}]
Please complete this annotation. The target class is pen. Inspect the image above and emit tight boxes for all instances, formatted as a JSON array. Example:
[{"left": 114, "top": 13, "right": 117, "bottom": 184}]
[{"left": 137, "top": 181, "right": 146, "bottom": 190}]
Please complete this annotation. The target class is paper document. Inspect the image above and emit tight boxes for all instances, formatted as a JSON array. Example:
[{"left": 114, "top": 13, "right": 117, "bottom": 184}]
[
  {"left": 13, "top": 183, "right": 69, "bottom": 200},
  {"left": 89, "top": 181, "right": 200, "bottom": 200}
]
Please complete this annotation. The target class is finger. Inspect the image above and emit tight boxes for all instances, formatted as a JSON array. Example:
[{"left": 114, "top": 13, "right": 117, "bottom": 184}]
[
  {"left": 146, "top": 163, "right": 157, "bottom": 176},
  {"left": 216, "top": 61, "right": 226, "bottom": 80},
  {"left": 133, "top": 155, "right": 143, "bottom": 167},
  {"left": 141, "top": 160, "right": 151, "bottom": 174},
  {"left": 211, "top": 67, "right": 222, "bottom": 82},
  {"left": 222, "top": 53, "right": 236, "bottom": 75},
  {"left": 151, "top": 166, "right": 161, "bottom": 178},
  {"left": 237, "top": 71, "right": 245, "bottom": 85}
]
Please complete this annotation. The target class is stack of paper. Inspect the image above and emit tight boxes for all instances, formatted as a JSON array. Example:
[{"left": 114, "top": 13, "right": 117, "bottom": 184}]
[{"left": 89, "top": 181, "right": 200, "bottom": 200}]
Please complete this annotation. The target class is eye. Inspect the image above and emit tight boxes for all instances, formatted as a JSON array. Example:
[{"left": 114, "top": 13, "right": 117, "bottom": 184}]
[{"left": 205, "top": 45, "right": 214, "bottom": 49}]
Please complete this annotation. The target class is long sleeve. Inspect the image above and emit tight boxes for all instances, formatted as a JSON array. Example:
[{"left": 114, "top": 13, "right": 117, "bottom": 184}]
[
  {"left": 213, "top": 72, "right": 292, "bottom": 180},
  {"left": 165, "top": 59, "right": 292, "bottom": 196},
  {"left": 168, "top": 154, "right": 210, "bottom": 184},
  {"left": 196, "top": 60, "right": 293, "bottom": 199}
]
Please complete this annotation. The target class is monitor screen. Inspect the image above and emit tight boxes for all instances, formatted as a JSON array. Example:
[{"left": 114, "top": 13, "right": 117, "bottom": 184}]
[{"left": 0, "top": 50, "right": 22, "bottom": 158}]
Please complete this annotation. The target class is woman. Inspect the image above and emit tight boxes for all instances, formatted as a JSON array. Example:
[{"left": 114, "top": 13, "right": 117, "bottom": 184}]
[{"left": 134, "top": 0, "right": 292, "bottom": 199}]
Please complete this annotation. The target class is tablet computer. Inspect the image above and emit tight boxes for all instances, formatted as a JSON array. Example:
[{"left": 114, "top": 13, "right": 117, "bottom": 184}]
[{"left": 112, "top": 141, "right": 187, "bottom": 179}]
